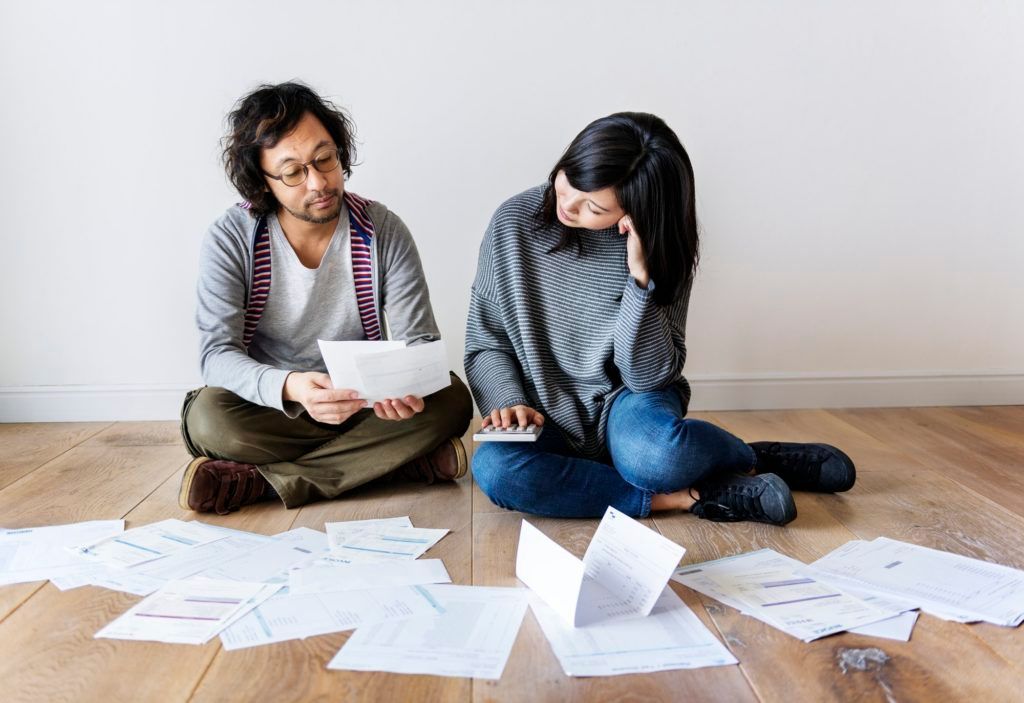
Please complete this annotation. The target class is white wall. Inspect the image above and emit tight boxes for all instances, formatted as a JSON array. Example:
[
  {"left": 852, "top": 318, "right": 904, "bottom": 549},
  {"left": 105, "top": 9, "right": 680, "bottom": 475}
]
[{"left": 1, "top": 0, "right": 1022, "bottom": 421}]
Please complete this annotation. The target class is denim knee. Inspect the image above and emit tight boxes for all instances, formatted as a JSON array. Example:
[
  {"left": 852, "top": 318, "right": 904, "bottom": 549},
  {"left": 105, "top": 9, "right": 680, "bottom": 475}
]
[
  {"left": 471, "top": 443, "right": 513, "bottom": 508},
  {"left": 611, "top": 418, "right": 744, "bottom": 492}
]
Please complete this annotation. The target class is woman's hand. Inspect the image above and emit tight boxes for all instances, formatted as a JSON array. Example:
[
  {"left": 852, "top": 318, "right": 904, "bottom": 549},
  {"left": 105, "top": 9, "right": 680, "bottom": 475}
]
[
  {"left": 618, "top": 215, "right": 650, "bottom": 289},
  {"left": 482, "top": 405, "right": 545, "bottom": 429}
]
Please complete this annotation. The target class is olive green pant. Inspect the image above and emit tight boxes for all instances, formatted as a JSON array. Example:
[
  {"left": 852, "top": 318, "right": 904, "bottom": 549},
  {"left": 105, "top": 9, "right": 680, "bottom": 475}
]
[{"left": 180, "top": 372, "right": 473, "bottom": 508}]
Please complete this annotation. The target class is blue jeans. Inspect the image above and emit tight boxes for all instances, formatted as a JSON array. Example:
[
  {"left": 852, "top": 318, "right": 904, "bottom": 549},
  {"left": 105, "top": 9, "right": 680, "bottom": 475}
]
[{"left": 472, "top": 387, "right": 755, "bottom": 518}]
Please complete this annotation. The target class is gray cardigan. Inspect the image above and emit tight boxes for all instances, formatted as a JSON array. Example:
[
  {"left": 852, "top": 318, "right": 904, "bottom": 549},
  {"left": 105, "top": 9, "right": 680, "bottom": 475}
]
[{"left": 196, "top": 200, "right": 439, "bottom": 415}]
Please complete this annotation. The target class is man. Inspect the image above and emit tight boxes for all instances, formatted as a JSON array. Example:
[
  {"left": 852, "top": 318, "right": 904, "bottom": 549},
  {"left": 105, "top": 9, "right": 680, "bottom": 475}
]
[{"left": 180, "top": 82, "right": 473, "bottom": 514}]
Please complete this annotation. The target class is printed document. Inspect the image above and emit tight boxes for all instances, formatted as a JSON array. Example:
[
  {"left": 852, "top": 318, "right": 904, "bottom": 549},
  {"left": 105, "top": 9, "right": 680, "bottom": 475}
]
[
  {"left": 197, "top": 527, "right": 328, "bottom": 583},
  {"left": 321, "top": 525, "right": 448, "bottom": 564},
  {"left": 808, "top": 537, "right": 1024, "bottom": 626},
  {"left": 95, "top": 577, "right": 281, "bottom": 644},
  {"left": 325, "top": 516, "right": 413, "bottom": 550},
  {"left": 516, "top": 507, "right": 685, "bottom": 627},
  {"left": 530, "top": 586, "right": 737, "bottom": 676},
  {"left": 672, "top": 549, "right": 901, "bottom": 641},
  {"left": 220, "top": 584, "right": 444, "bottom": 650},
  {"left": 69, "top": 519, "right": 226, "bottom": 569},
  {"left": 0, "top": 520, "right": 123, "bottom": 585},
  {"left": 318, "top": 340, "right": 451, "bottom": 403},
  {"left": 327, "top": 585, "right": 528, "bottom": 680},
  {"left": 289, "top": 559, "right": 451, "bottom": 595}
]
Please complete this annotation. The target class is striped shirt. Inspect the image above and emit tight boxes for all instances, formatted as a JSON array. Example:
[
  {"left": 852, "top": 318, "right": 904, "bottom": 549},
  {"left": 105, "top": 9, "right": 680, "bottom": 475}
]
[{"left": 464, "top": 185, "right": 692, "bottom": 459}]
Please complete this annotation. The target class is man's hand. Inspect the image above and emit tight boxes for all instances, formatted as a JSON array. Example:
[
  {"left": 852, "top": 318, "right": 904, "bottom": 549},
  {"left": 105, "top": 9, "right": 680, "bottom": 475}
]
[
  {"left": 481, "top": 405, "right": 545, "bottom": 429},
  {"left": 618, "top": 215, "right": 650, "bottom": 289},
  {"left": 283, "top": 372, "right": 366, "bottom": 425},
  {"left": 373, "top": 396, "right": 425, "bottom": 421}
]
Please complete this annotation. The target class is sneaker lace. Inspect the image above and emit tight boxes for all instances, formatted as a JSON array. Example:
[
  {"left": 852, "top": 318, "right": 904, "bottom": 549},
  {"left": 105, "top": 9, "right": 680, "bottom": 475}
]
[
  {"left": 760, "top": 442, "right": 824, "bottom": 478},
  {"left": 692, "top": 484, "right": 765, "bottom": 522}
]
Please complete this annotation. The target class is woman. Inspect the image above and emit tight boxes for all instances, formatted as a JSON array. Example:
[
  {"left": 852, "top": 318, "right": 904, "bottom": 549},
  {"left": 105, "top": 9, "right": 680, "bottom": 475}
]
[{"left": 464, "top": 112, "right": 855, "bottom": 524}]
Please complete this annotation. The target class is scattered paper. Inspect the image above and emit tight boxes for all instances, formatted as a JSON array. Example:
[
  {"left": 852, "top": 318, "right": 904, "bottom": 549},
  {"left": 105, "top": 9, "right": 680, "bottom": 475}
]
[
  {"left": 325, "top": 516, "right": 413, "bottom": 550},
  {"left": 673, "top": 549, "right": 904, "bottom": 641},
  {"left": 220, "top": 585, "right": 444, "bottom": 650},
  {"left": 322, "top": 526, "right": 448, "bottom": 564},
  {"left": 327, "top": 585, "right": 528, "bottom": 680},
  {"left": 808, "top": 537, "right": 1024, "bottom": 626},
  {"left": 70, "top": 519, "right": 226, "bottom": 569},
  {"left": 0, "top": 520, "right": 123, "bottom": 585},
  {"left": 849, "top": 611, "right": 919, "bottom": 641},
  {"left": 95, "top": 578, "right": 281, "bottom": 645},
  {"left": 516, "top": 507, "right": 685, "bottom": 627},
  {"left": 197, "top": 527, "right": 328, "bottom": 583},
  {"left": 530, "top": 586, "right": 737, "bottom": 676},
  {"left": 289, "top": 559, "right": 451, "bottom": 595}
]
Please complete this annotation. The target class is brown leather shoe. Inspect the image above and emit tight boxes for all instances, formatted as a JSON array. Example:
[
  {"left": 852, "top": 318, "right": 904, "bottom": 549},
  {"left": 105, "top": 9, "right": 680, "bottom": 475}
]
[
  {"left": 178, "top": 457, "right": 273, "bottom": 515},
  {"left": 393, "top": 437, "right": 468, "bottom": 484}
]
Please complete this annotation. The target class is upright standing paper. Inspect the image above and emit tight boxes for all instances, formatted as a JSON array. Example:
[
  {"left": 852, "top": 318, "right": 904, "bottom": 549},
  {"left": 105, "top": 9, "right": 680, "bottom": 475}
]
[{"left": 516, "top": 507, "right": 685, "bottom": 627}]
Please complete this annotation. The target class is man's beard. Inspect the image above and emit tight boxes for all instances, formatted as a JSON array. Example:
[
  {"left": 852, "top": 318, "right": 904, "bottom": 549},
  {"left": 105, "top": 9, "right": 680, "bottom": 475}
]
[{"left": 284, "top": 189, "right": 342, "bottom": 224}]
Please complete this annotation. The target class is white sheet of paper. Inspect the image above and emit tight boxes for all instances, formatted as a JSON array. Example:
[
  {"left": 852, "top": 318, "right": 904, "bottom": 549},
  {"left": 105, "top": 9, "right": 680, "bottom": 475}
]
[
  {"left": 327, "top": 584, "right": 528, "bottom": 680},
  {"left": 849, "top": 611, "right": 919, "bottom": 641},
  {"left": 317, "top": 340, "right": 406, "bottom": 399},
  {"left": 325, "top": 516, "right": 413, "bottom": 550},
  {"left": 516, "top": 507, "right": 685, "bottom": 627},
  {"left": 69, "top": 519, "right": 226, "bottom": 569},
  {"left": 530, "top": 586, "right": 737, "bottom": 676},
  {"left": 0, "top": 520, "right": 123, "bottom": 585},
  {"left": 95, "top": 578, "right": 281, "bottom": 644},
  {"left": 220, "top": 585, "right": 444, "bottom": 650},
  {"left": 197, "top": 527, "right": 329, "bottom": 583},
  {"left": 289, "top": 558, "right": 451, "bottom": 595},
  {"left": 808, "top": 537, "right": 1024, "bottom": 626},
  {"left": 323, "top": 526, "right": 448, "bottom": 563},
  {"left": 350, "top": 340, "right": 452, "bottom": 402},
  {"left": 672, "top": 549, "right": 901, "bottom": 641}
]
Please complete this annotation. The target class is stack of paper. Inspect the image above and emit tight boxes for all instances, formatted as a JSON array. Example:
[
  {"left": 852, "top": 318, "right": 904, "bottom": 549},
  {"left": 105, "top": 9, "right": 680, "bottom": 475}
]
[
  {"left": 95, "top": 577, "right": 281, "bottom": 645},
  {"left": 807, "top": 537, "right": 1024, "bottom": 626},
  {"left": 671, "top": 549, "right": 907, "bottom": 642},
  {"left": 0, "top": 520, "right": 123, "bottom": 585},
  {"left": 516, "top": 507, "right": 736, "bottom": 676}
]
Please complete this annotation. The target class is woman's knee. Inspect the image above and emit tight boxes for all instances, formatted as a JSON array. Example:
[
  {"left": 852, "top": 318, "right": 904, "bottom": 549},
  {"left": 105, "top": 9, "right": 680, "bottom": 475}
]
[{"left": 611, "top": 417, "right": 719, "bottom": 492}]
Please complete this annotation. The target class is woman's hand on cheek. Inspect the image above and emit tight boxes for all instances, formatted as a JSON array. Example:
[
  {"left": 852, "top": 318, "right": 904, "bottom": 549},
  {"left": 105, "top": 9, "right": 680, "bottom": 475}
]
[{"left": 618, "top": 215, "right": 650, "bottom": 289}]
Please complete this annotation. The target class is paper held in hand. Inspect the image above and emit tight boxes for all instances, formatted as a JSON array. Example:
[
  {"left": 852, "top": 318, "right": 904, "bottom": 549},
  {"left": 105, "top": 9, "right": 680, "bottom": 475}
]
[{"left": 317, "top": 339, "right": 451, "bottom": 404}]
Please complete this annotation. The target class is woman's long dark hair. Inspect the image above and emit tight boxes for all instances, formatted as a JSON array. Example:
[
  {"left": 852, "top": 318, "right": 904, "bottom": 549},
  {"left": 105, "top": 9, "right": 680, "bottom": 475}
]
[{"left": 538, "top": 112, "right": 699, "bottom": 306}]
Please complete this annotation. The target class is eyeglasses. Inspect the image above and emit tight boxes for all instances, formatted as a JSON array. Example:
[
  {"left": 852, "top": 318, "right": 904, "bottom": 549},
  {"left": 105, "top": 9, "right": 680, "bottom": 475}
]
[{"left": 263, "top": 148, "right": 341, "bottom": 187}]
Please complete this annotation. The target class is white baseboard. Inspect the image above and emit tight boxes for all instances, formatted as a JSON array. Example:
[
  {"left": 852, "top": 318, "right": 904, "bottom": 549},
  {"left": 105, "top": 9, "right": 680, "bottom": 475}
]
[{"left": 0, "top": 373, "right": 1021, "bottom": 422}]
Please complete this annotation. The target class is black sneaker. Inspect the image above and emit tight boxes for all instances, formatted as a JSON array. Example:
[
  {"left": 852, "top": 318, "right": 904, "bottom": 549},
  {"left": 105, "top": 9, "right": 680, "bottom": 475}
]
[
  {"left": 750, "top": 441, "right": 856, "bottom": 493},
  {"left": 691, "top": 473, "right": 797, "bottom": 526}
]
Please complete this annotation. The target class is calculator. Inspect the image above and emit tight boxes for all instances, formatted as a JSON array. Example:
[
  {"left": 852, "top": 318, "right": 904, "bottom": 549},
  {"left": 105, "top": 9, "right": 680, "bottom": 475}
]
[{"left": 472, "top": 424, "right": 544, "bottom": 442}]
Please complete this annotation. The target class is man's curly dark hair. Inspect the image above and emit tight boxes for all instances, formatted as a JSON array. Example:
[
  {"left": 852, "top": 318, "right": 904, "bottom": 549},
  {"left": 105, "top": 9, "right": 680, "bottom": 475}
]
[{"left": 222, "top": 81, "right": 357, "bottom": 216}]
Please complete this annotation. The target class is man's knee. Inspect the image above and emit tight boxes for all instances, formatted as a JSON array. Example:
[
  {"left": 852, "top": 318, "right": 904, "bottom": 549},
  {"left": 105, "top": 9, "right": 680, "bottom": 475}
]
[
  {"left": 421, "top": 373, "right": 474, "bottom": 438},
  {"left": 182, "top": 387, "right": 256, "bottom": 460}
]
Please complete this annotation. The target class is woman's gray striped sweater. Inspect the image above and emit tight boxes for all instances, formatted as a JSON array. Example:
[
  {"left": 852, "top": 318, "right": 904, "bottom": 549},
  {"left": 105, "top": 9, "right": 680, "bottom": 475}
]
[{"left": 464, "top": 185, "right": 692, "bottom": 460}]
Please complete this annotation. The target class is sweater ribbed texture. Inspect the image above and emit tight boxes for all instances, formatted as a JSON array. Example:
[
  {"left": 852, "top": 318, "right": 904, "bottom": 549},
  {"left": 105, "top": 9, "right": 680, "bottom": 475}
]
[{"left": 465, "top": 185, "right": 692, "bottom": 459}]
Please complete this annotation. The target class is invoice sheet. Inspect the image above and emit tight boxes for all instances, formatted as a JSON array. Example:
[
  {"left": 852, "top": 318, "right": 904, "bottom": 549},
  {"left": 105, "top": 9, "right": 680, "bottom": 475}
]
[
  {"left": 672, "top": 549, "right": 900, "bottom": 641},
  {"left": 321, "top": 526, "right": 448, "bottom": 564},
  {"left": 325, "top": 516, "right": 413, "bottom": 549},
  {"left": 196, "top": 527, "right": 328, "bottom": 583},
  {"left": 0, "top": 520, "right": 123, "bottom": 585},
  {"left": 516, "top": 507, "right": 685, "bottom": 627},
  {"left": 95, "top": 578, "right": 281, "bottom": 644},
  {"left": 220, "top": 584, "right": 444, "bottom": 650},
  {"left": 53, "top": 528, "right": 274, "bottom": 595},
  {"left": 808, "top": 537, "right": 1024, "bottom": 626},
  {"left": 530, "top": 586, "right": 737, "bottom": 676},
  {"left": 849, "top": 611, "right": 919, "bottom": 641},
  {"left": 289, "top": 559, "right": 451, "bottom": 595},
  {"left": 327, "top": 585, "right": 528, "bottom": 680},
  {"left": 350, "top": 340, "right": 452, "bottom": 402},
  {"left": 69, "top": 519, "right": 226, "bottom": 569}
]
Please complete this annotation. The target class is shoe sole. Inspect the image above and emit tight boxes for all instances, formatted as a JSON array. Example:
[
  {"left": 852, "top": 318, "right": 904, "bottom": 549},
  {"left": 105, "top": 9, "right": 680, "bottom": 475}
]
[
  {"left": 178, "top": 456, "right": 210, "bottom": 511},
  {"left": 450, "top": 437, "right": 468, "bottom": 480}
]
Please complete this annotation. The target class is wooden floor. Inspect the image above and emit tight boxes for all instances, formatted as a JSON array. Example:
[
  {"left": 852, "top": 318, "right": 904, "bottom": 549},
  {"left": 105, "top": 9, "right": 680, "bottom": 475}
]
[{"left": 1, "top": 406, "right": 1023, "bottom": 702}]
